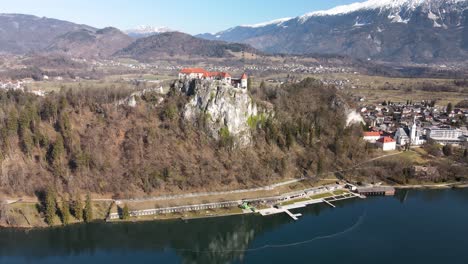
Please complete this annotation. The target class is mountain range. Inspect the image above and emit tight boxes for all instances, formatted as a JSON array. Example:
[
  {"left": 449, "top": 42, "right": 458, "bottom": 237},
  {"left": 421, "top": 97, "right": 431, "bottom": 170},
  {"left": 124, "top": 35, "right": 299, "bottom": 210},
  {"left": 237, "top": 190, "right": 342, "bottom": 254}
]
[
  {"left": 199, "top": 0, "right": 468, "bottom": 63},
  {"left": 0, "top": 0, "right": 467, "bottom": 63},
  {"left": 0, "top": 13, "right": 257, "bottom": 59}
]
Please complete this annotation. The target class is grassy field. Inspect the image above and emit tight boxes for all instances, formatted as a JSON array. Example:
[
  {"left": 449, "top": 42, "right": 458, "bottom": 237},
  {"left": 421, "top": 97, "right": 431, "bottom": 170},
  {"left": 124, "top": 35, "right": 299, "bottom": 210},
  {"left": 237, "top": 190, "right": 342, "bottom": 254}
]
[
  {"left": 280, "top": 197, "right": 311, "bottom": 206},
  {"left": 333, "top": 189, "right": 350, "bottom": 195},
  {"left": 309, "top": 192, "right": 334, "bottom": 200},
  {"left": 376, "top": 149, "right": 429, "bottom": 165}
]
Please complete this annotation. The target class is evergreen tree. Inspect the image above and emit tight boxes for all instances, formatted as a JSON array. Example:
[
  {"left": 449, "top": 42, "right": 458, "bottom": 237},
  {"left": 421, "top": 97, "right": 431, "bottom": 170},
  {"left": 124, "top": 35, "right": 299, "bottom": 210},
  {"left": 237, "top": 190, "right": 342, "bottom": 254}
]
[
  {"left": 442, "top": 144, "right": 453, "bottom": 156},
  {"left": 122, "top": 204, "right": 130, "bottom": 220},
  {"left": 447, "top": 102, "right": 453, "bottom": 114},
  {"left": 61, "top": 200, "right": 71, "bottom": 225},
  {"left": 49, "top": 135, "right": 65, "bottom": 176},
  {"left": 73, "top": 196, "right": 83, "bottom": 221},
  {"left": 44, "top": 187, "right": 57, "bottom": 226},
  {"left": 51, "top": 135, "right": 65, "bottom": 164},
  {"left": 6, "top": 110, "right": 18, "bottom": 136},
  {"left": 20, "top": 129, "right": 34, "bottom": 155},
  {"left": 84, "top": 194, "right": 93, "bottom": 223}
]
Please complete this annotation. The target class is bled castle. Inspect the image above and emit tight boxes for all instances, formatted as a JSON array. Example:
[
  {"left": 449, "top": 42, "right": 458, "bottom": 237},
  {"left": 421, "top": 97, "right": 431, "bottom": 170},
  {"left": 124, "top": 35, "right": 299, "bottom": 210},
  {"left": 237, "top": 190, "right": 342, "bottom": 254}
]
[{"left": 179, "top": 68, "right": 248, "bottom": 89}]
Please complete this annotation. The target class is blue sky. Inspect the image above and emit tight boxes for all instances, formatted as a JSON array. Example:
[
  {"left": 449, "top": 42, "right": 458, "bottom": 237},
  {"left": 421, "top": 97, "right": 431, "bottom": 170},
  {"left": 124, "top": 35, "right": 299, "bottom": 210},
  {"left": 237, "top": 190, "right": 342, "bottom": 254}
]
[{"left": 1, "top": 0, "right": 363, "bottom": 34}]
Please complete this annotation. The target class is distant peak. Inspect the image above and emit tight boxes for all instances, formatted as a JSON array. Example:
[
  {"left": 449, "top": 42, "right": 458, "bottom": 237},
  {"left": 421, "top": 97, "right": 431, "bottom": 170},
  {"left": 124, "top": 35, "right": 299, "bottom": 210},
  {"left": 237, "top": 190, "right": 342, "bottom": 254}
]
[
  {"left": 125, "top": 25, "right": 174, "bottom": 34},
  {"left": 241, "top": 17, "right": 293, "bottom": 28},
  {"left": 299, "top": 0, "right": 466, "bottom": 22}
]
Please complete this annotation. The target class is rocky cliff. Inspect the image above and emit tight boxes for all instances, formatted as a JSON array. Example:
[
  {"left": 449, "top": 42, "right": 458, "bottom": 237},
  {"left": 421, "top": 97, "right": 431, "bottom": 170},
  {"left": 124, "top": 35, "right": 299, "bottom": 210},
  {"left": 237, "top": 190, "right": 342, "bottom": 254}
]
[{"left": 173, "top": 79, "right": 260, "bottom": 146}]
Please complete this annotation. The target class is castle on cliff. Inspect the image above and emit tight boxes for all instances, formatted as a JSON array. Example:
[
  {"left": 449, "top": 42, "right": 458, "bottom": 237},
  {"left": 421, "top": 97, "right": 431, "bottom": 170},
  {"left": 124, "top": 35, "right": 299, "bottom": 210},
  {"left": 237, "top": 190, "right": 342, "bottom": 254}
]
[{"left": 179, "top": 68, "right": 248, "bottom": 89}]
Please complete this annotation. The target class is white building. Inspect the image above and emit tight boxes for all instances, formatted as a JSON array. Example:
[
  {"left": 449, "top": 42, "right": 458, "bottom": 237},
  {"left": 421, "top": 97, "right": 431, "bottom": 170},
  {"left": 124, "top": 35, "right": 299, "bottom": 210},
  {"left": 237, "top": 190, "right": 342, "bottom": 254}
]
[
  {"left": 395, "top": 128, "right": 410, "bottom": 145},
  {"left": 395, "top": 117, "right": 425, "bottom": 146},
  {"left": 410, "top": 121, "right": 426, "bottom": 146},
  {"left": 178, "top": 68, "right": 232, "bottom": 83},
  {"left": 427, "top": 128, "right": 464, "bottom": 145},
  {"left": 363, "top": 131, "right": 381, "bottom": 143},
  {"left": 178, "top": 68, "right": 207, "bottom": 79},
  {"left": 376, "top": 137, "right": 396, "bottom": 151},
  {"left": 179, "top": 68, "right": 247, "bottom": 88}
]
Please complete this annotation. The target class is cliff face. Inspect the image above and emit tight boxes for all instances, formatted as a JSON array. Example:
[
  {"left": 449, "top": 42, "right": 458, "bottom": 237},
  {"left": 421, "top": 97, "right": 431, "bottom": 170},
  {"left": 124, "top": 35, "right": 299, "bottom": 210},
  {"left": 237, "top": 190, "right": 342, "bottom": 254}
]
[{"left": 174, "top": 79, "right": 259, "bottom": 146}]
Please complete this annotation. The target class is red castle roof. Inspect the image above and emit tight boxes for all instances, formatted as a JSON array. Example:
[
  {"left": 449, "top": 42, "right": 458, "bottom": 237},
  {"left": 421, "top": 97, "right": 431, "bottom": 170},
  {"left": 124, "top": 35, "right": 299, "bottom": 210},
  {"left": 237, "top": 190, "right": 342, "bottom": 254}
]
[
  {"left": 180, "top": 68, "right": 233, "bottom": 79},
  {"left": 241, "top": 73, "right": 248, "bottom": 80}
]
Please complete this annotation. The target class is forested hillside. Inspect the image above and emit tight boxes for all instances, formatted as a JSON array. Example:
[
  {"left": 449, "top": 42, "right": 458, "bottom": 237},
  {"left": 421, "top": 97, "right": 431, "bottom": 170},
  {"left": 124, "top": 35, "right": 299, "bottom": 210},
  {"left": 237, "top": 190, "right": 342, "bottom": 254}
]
[{"left": 0, "top": 79, "right": 369, "bottom": 197}]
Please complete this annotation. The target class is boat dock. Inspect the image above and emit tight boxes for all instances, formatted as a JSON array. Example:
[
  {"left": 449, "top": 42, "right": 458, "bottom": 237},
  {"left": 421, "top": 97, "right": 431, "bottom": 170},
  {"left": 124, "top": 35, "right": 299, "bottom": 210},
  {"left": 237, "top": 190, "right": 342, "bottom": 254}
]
[
  {"left": 356, "top": 186, "right": 395, "bottom": 196},
  {"left": 258, "top": 191, "right": 358, "bottom": 221}
]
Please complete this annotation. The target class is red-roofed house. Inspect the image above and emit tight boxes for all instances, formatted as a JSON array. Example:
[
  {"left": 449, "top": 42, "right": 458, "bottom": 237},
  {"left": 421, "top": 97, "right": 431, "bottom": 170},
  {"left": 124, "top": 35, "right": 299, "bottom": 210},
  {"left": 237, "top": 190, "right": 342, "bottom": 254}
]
[
  {"left": 179, "top": 68, "right": 233, "bottom": 83},
  {"left": 363, "top": 131, "right": 381, "bottom": 143},
  {"left": 376, "top": 137, "right": 396, "bottom": 151},
  {"left": 206, "top": 71, "right": 232, "bottom": 83},
  {"left": 179, "top": 68, "right": 208, "bottom": 79}
]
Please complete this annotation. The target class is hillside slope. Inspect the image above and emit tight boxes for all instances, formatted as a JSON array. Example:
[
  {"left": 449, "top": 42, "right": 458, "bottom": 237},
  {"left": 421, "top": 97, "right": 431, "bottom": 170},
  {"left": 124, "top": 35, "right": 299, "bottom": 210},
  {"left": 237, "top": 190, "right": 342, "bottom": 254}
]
[
  {"left": 0, "top": 14, "right": 95, "bottom": 54},
  {"left": 47, "top": 27, "right": 134, "bottom": 58},
  {"left": 116, "top": 32, "right": 260, "bottom": 61},
  {"left": 0, "top": 79, "right": 367, "bottom": 197}
]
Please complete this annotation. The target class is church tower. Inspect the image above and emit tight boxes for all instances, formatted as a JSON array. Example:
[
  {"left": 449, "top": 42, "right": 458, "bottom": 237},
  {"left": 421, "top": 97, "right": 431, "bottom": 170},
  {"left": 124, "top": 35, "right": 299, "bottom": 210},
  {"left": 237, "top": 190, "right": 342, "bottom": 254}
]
[{"left": 410, "top": 116, "right": 417, "bottom": 144}]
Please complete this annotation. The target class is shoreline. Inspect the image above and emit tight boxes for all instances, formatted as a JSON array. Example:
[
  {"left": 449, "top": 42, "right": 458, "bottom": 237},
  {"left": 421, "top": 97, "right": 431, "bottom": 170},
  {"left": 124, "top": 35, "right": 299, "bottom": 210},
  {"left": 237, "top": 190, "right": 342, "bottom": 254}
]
[
  {"left": 390, "top": 182, "right": 468, "bottom": 190},
  {"left": 1, "top": 182, "right": 467, "bottom": 230}
]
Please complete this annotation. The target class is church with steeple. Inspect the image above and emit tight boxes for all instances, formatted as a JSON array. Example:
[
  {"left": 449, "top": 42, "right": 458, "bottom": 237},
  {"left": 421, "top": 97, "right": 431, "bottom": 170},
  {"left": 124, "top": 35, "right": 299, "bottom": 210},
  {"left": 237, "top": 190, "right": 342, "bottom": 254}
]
[{"left": 395, "top": 116, "right": 426, "bottom": 146}]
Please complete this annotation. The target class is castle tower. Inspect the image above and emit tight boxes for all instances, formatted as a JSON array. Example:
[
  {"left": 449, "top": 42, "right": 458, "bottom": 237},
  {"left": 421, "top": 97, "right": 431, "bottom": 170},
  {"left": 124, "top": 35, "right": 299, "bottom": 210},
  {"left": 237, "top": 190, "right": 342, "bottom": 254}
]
[{"left": 241, "top": 73, "right": 248, "bottom": 89}]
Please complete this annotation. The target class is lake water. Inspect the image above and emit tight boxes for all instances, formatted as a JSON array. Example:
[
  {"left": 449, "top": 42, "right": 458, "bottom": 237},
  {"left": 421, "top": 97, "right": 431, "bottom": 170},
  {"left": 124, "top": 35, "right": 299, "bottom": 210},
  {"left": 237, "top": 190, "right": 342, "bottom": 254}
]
[{"left": 1, "top": 189, "right": 467, "bottom": 264}]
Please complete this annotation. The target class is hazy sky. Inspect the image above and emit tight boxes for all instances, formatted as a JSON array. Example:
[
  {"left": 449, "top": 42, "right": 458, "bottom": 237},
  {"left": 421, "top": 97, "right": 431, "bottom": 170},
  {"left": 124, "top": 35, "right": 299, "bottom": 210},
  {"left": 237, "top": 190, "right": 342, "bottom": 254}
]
[{"left": 1, "top": 0, "right": 364, "bottom": 34}]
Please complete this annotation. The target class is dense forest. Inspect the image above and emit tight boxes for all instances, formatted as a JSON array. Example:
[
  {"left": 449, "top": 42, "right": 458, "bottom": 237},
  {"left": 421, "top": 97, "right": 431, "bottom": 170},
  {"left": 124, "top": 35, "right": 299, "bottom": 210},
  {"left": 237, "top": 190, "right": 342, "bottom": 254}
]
[{"left": 0, "top": 79, "right": 395, "bottom": 197}]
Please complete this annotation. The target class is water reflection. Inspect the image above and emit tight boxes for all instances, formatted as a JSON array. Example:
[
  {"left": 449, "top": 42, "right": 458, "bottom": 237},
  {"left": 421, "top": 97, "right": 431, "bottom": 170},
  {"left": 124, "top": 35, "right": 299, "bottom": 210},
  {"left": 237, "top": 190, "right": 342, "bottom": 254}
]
[{"left": 0, "top": 210, "right": 294, "bottom": 263}]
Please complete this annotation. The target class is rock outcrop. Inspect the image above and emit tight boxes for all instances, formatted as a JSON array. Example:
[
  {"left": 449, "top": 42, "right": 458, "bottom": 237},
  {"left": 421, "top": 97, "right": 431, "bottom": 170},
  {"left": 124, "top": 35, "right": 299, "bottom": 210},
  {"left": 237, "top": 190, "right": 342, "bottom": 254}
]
[{"left": 174, "top": 79, "right": 260, "bottom": 146}]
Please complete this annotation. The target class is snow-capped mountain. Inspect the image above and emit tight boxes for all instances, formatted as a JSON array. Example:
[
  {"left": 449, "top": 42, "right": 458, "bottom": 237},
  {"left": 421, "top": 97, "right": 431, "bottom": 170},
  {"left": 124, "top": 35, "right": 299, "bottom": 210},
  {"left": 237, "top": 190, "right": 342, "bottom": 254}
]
[
  {"left": 198, "top": 0, "right": 468, "bottom": 63},
  {"left": 125, "top": 25, "right": 175, "bottom": 38}
]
